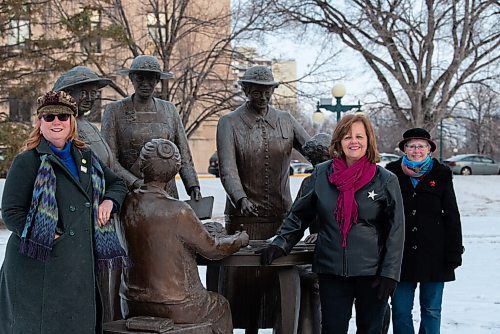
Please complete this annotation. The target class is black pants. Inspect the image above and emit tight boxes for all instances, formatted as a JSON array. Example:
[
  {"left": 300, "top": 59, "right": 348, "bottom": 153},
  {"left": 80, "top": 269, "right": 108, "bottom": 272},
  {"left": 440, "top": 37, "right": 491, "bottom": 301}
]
[{"left": 318, "top": 274, "right": 387, "bottom": 334}]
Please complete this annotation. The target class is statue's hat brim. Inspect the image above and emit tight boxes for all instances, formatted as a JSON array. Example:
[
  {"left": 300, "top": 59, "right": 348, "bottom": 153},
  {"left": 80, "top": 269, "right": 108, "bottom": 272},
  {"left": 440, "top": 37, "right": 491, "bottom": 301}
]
[
  {"left": 52, "top": 66, "right": 113, "bottom": 92},
  {"left": 117, "top": 68, "right": 174, "bottom": 80},
  {"left": 237, "top": 79, "right": 279, "bottom": 86}
]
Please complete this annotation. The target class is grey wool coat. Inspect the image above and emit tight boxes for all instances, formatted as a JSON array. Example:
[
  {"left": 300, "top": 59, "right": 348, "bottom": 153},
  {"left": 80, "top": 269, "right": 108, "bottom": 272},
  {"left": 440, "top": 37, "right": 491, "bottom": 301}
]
[{"left": 0, "top": 139, "right": 128, "bottom": 334}]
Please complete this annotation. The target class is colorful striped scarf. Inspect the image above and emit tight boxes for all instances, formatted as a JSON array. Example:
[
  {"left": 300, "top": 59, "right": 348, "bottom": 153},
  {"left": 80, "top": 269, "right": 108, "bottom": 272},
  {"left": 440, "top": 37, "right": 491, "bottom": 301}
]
[{"left": 20, "top": 153, "right": 129, "bottom": 271}]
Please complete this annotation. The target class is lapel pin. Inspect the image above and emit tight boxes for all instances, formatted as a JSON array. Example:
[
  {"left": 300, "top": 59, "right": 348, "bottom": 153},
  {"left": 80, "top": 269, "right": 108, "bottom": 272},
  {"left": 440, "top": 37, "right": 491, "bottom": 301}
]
[
  {"left": 81, "top": 166, "right": 87, "bottom": 173},
  {"left": 368, "top": 190, "right": 377, "bottom": 200},
  {"left": 82, "top": 158, "right": 87, "bottom": 164}
]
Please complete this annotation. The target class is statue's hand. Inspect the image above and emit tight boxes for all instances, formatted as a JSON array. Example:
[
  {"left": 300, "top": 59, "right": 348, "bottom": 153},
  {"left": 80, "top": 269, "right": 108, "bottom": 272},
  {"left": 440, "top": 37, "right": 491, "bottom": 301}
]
[
  {"left": 239, "top": 198, "right": 258, "bottom": 216},
  {"left": 236, "top": 231, "right": 250, "bottom": 247},
  {"left": 189, "top": 186, "right": 202, "bottom": 201},
  {"left": 131, "top": 178, "right": 144, "bottom": 190},
  {"left": 304, "top": 233, "right": 318, "bottom": 244}
]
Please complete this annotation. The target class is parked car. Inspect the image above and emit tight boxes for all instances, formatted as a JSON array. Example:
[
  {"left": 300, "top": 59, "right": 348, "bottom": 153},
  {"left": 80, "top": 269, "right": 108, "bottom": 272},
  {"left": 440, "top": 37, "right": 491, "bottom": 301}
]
[
  {"left": 290, "top": 162, "right": 313, "bottom": 175},
  {"left": 444, "top": 154, "right": 500, "bottom": 175},
  {"left": 377, "top": 153, "right": 400, "bottom": 168},
  {"left": 208, "top": 151, "right": 219, "bottom": 177}
]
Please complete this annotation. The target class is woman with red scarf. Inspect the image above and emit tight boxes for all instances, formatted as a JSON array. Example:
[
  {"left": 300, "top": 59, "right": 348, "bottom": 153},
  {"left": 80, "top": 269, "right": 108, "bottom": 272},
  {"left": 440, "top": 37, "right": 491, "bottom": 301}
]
[{"left": 260, "top": 113, "right": 405, "bottom": 333}]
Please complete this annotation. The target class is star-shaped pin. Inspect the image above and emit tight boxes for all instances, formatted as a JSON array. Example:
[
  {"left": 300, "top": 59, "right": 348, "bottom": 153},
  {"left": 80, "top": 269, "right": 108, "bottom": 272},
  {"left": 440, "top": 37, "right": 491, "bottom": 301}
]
[{"left": 368, "top": 190, "right": 377, "bottom": 200}]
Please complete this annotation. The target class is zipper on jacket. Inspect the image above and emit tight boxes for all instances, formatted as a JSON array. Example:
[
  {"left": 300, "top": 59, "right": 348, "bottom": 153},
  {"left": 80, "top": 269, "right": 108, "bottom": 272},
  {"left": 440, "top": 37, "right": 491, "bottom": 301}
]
[{"left": 342, "top": 247, "right": 348, "bottom": 276}]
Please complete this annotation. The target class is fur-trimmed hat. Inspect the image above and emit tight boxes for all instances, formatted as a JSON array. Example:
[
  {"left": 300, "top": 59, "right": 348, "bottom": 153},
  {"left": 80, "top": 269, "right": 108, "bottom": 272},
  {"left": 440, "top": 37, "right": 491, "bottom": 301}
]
[
  {"left": 398, "top": 128, "right": 437, "bottom": 152},
  {"left": 36, "top": 91, "right": 77, "bottom": 116},
  {"left": 118, "top": 55, "right": 173, "bottom": 80}
]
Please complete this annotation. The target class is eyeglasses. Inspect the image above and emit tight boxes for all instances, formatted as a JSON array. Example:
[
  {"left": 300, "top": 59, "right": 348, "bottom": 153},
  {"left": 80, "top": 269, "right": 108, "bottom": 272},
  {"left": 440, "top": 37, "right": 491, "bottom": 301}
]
[
  {"left": 40, "top": 114, "right": 71, "bottom": 122},
  {"left": 405, "top": 144, "right": 429, "bottom": 151}
]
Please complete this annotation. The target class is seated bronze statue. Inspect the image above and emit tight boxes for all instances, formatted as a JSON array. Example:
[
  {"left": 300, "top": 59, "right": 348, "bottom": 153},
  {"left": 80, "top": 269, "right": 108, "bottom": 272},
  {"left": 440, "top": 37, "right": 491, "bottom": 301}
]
[{"left": 118, "top": 139, "right": 249, "bottom": 334}]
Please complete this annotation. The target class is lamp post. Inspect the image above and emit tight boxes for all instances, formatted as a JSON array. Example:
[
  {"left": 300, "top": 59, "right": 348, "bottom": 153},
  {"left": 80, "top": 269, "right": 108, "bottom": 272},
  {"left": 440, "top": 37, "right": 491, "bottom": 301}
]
[
  {"left": 439, "top": 118, "right": 444, "bottom": 163},
  {"left": 313, "top": 83, "right": 362, "bottom": 122}
]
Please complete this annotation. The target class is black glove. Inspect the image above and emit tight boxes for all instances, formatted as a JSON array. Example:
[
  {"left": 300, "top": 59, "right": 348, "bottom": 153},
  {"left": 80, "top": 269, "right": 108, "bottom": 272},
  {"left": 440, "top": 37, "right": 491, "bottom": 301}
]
[
  {"left": 446, "top": 261, "right": 461, "bottom": 272},
  {"left": 371, "top": 276, "right": 398, "bottom": 301},
  {"left": 255, "top": 245, "right": 285, "bottom": 265}
]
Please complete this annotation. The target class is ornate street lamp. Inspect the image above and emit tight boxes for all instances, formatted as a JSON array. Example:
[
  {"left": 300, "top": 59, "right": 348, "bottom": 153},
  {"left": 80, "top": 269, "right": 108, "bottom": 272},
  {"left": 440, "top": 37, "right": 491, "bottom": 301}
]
[{"left": 313, "top": 83, "right": 362, "bottom": 123}]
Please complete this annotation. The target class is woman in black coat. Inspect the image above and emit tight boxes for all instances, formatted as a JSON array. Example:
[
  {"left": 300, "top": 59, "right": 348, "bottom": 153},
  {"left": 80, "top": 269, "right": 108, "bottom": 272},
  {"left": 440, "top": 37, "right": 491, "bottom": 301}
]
[
  {"left": 385, "top": 128, "right": 463, "bottom": 334},
  {"left": 260, "top": 113, "right": 405, "bottom": 334},
  {"left": 0, "top": 91, "right": 128, "bottom": 334}
]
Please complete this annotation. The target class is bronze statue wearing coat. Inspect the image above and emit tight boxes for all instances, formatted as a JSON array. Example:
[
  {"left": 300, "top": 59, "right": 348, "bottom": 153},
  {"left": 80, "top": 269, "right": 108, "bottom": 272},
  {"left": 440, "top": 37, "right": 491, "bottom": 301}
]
[
  {"left": 102, "top": 55, "right": 201, "bottom": 199},
  {"left": 215, "top": 66, "right": 310, "bottom": 333}
]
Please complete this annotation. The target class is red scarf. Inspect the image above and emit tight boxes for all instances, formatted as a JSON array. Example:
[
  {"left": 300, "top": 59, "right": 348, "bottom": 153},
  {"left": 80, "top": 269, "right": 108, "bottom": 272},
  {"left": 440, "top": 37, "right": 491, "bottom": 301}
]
[{"left": 328, "top": 156, "right": 376, "bottom": 248}]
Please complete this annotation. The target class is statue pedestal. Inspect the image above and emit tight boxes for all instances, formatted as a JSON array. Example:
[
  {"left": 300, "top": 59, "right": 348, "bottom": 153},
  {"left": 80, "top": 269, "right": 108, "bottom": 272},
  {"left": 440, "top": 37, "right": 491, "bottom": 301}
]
[{"left": 103, "top": 320, "right": 212, "bottom": 334}]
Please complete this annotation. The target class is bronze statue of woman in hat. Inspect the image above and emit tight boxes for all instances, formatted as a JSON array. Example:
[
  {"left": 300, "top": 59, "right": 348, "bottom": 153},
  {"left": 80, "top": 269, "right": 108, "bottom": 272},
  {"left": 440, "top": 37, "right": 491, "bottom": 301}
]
[
  {"left": 101, "top": 55, "right": 201, "bottom": 200},
  {"left": 215, "top": 65, "right": 310, "bottom": 333}
]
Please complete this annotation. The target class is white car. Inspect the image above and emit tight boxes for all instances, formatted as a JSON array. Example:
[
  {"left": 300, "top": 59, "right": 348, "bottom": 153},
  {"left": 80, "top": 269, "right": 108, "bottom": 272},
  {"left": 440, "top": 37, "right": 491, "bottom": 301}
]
[
  {"left": 377, "top": 153, "right": 400, "bottom": 168},
  {"left": 290, "top": 162, "right": 313, "bottom": 175}
]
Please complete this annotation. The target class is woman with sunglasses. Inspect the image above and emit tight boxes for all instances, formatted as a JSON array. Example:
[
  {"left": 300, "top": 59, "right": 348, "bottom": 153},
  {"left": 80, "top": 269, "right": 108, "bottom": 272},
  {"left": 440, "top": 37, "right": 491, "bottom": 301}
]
[
  {"left": 385, "top": 128, "right": 464, "bottom": 334},
  {"left": 0, "top": 91, "right": 129, "bottom": 334}
]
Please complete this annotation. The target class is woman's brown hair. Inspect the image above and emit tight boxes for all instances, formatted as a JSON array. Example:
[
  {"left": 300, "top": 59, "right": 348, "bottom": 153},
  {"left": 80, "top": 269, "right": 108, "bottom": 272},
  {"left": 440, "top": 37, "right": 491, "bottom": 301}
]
[
  {"left": 328, "top": 113, "right": 380, "bottom": 163},
  {"left": 21, "top": 115, "right": 86, "bottom": 152}
]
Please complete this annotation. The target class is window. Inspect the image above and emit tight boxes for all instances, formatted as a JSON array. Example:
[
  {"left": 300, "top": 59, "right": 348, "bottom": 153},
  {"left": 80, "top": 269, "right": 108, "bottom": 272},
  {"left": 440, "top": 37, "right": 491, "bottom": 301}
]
[
  {"left": 80, "top": 8, "right": 102, "bottom": 54},
  {"left": 147, "top": 12, "right": 167, "bottom": 43},
  {"left": 7, "top": 5, "right": 31, "bottom": 47},
  {"left": 9, "top": 89, "right": 34, "bottom": 122},
  {"left": 480, "top": 157, "right": 494, "bottom": 164}
]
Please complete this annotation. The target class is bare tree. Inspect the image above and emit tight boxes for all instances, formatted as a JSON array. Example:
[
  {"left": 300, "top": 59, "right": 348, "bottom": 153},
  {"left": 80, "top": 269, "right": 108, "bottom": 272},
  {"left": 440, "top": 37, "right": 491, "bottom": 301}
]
[
  {"left": 266, "top": 0, "right": 500, "bottom": 131},
  {"left": 452, "top": 83, "right": 500, "bottom": 158}
]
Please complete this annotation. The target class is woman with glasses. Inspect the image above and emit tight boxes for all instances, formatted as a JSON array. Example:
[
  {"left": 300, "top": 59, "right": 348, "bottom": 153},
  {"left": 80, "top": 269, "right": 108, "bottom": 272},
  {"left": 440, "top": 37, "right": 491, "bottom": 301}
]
[
  {"left": 385, "top": 128, "right": 464, "bottom": 334},
  {"left": 0, "top": 91, "right": 128, "bottom": 334}
]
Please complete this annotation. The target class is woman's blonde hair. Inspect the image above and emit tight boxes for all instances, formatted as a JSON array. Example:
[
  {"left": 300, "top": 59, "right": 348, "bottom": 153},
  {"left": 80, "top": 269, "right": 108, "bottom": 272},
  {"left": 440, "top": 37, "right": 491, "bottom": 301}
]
[
  {"left": 21, "top": 115, "right": 86, "bottom": 152},
  {"left": 329, "top": 113, "right": 380, "bottom": 163}
]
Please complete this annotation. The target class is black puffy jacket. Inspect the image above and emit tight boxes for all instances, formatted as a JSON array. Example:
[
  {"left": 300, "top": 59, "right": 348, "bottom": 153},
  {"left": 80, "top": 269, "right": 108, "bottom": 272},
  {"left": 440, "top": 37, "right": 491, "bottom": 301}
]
[{"left": 273, "top": 160, "right": 405, "bottom": 281}]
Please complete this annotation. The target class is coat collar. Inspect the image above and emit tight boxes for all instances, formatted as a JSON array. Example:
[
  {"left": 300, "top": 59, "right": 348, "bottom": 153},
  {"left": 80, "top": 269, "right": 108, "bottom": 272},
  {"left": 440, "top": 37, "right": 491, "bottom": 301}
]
[
  {"left": 387, "top": 157, "right": 451, "bottom": 191},
  {"left": 237, "top": 103, "right": 278, "bottom": 130}
]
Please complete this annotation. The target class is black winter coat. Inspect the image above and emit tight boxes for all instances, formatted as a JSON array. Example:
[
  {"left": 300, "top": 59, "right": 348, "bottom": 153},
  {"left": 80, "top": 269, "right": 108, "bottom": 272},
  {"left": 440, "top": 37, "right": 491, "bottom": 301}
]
[
  {"left": 0, "top": 139, "right": 128, "bottom": 334},
  {"left": 273, "top": 160, "right": 405, "bottom": 281},
  {"left": 386, "top": 158, "right": 463, "bottom": 282}
]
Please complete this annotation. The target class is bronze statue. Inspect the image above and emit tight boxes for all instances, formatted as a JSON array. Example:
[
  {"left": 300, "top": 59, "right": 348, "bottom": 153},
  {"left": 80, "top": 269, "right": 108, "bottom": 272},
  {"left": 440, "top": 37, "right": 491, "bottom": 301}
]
[
  {"left": 53, "top": 66, "right": 132, "bottom": 322},
  {"left": 215, "top": 65, "right": 311, "bottom": 333},
  {"left": 101, "top": 55, "right": 201, "bottom": 199},
  {"left": 118, "top": 139, "right": 249, "bottom": 334}
]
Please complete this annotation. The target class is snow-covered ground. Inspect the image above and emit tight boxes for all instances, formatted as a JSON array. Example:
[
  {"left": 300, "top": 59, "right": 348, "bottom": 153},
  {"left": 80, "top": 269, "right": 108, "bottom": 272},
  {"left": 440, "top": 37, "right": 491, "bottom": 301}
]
[{"left": 1, "top": 175, "right": 500, "bottom": 333}]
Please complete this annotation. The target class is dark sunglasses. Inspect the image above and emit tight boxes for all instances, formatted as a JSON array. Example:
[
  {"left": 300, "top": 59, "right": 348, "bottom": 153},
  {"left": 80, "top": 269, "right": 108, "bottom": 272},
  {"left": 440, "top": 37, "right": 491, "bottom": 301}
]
[{"left": 40, "top": 114, "right": 71, "bottom": 122}]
